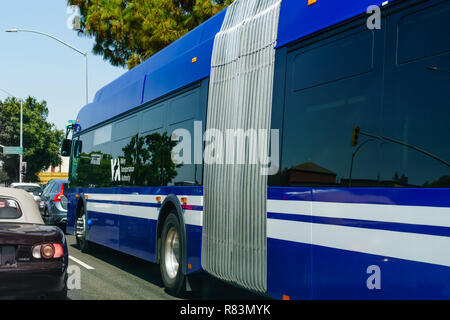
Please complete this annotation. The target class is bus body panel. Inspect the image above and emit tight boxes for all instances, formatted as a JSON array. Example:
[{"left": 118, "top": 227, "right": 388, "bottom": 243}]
[
  {"left": 65, "top": 0, "right": 450, "bottom": 299},
  {"left": 267, "top": 0, "right": 450, "bottom": 299},
  {"left": 66, "top": 186, "right": 204, "bottom": 274},
  {"left": 276, "top": 0, "right": 399, "bottom": 49},
  {"left": 267, "top": 187, "right": 450, "bottom": 299}
]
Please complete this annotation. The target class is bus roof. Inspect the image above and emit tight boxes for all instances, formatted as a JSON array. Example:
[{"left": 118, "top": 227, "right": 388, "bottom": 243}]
[{"left": 76, "top": 0, "right": 397, "bottom": 132}]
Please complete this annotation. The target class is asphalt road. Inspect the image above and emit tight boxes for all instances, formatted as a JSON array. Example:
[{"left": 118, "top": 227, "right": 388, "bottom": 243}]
[{"left": 66, "top": 235, "right": 267, "bottom": 300}]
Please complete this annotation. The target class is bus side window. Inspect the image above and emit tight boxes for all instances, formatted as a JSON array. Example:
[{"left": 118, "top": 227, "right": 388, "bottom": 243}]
[
  {"left": 381, "top": 1, "right": 450, "bottom": 188},
  {"left": 280, "top": 24, "right": 384, "bottom": 187}
]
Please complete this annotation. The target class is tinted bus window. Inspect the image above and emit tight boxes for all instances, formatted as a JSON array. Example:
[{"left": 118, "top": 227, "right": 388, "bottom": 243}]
[
  {"left": 381, "top": 1, "right": 450, "bottom": 187},
  {"left": 70, "top": 83, "right": 207, "bottom": 188},
  {"left": 166, "top": 89, "right": 201, "bottom": 186},
  {"left": 70, "top": 129, "right": 113, "bottom": 188},
  {"left": 280, "top": 26, "right": 384, "bottom": 187},
  {"left": 397, "top": 1, "right": 450, "bottom": 64}
]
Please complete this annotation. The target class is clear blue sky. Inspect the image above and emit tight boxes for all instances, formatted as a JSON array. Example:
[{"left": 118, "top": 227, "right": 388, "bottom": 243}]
[{"left": 0, "top": 0, "right": 126, "bottom": 130}]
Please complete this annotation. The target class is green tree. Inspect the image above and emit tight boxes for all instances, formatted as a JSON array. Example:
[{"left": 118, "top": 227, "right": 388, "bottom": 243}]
[
  {"left": 0, "top": 97, "right": 64, "bottom": 183},
  {"left": 145, "top": 132, "right": 180, "bottom": 186},
  {"left": 122, "top": 132, "right": 180, "bottom": 186},
  {"left": 0, "top": 167, "right": 8, "bottom": 185},
  {"left": 123, "top": 134, "right": 150, "bottom": 186},
  {"left": 72, "top": 151, "right": 112, "bottom": 188},
  {"left": 67, "top": 0, "right": 234, "bottom": 69}
]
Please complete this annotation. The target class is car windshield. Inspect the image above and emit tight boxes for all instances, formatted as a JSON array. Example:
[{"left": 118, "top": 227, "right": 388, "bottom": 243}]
[
  {"left": 13, "top": 186, "right": 42, "bottom": 194},
  {"left": 0, "top": 198, "right": 22, "bottom": 219}
]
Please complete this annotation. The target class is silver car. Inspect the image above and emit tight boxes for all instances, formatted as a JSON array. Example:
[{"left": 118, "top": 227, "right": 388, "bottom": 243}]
[
  {"left": 9, "top": 183, "right": 44, "bottom": 213},
  {"left": 40, "top": 179, "right": 68, "bottom": 229}
]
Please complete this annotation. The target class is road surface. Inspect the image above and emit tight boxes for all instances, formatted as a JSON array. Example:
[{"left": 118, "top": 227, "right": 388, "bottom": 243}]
[{"left": 65, "top": 235, "right": 267, "bottom": 300}]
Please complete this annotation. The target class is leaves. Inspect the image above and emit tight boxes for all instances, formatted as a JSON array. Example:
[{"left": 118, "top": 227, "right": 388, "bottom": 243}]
[
  {"left": 0, "top": 167, "right": 8, "bottom": 184},
  {"left": 0, "top": 97, "right": 64, "bottom": 183},
  {"left": 68, "top": 0, "right": 234, "bottom": 69}
]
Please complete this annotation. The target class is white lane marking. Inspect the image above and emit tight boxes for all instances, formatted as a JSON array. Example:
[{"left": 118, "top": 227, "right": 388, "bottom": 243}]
[
  {"left": 267, "top": 219, "right": 450, "bottom": 267},
  {"left": 69, "top": 255, "right": 95, "bottom": 270}
]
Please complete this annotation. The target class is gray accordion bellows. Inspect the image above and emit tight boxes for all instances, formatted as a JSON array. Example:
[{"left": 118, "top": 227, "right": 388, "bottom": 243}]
[{"left": 202, "top": 0, "right": 281, "bottom": 293}]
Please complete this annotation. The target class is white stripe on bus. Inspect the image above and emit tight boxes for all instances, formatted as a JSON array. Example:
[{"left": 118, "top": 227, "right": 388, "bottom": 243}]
[
  {"left": 86, "top": 202, "right": 202, "bottom": 226},
  {"left": 268, "top": 200, "right": 450, "bottom": 228},
  {"left": 183, "top": 210, "right": 203, "bottom": 227},
  {"left": 86, "top": 194, "right": 204, "bottom": 206},
  {"left": 267, "top": 218, "right": 450, "bottom": 267}
]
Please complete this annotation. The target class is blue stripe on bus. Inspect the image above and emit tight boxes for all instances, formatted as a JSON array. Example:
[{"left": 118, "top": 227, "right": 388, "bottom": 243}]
[
  {"left": 87, "top": 199, "right": 204, "bottom": 211},
  {"left": 268, "top": 187, "right": 312, "bottom": 201},
  {"left": 77, "top": 186, "right": 204, "bottom": 196},
  {"left": 89, "top": 199, "right": 161, "bottom": 208},
  {"left": 268, "top": 187, "right": 450, "bottom": 208},
  {"left": 267, "top": 212, "right": 450, "bottom": 238}
]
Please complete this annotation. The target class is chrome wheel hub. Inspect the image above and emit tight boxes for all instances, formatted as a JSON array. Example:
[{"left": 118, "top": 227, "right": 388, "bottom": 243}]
[
  {"left": 164, "top": 227, "right": 180, "bottom": 280},
  {"left": 76, "top": 215, "right": 85, "bottom": 238}
]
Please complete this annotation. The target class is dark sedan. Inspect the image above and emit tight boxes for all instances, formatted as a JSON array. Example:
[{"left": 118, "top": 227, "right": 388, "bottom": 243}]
[{"left": 0, "top": 187, "right": 68, "bottom": 299}]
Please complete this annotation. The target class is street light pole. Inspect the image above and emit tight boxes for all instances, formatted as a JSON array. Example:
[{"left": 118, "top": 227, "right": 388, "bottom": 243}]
[
  {"left": 0, "top": 88, "right": 23, "bottom": 182},
  {"left": 20, "top": 100, "right": 23, "bottom": 183},
  {"left": 5, "top": 28, "right": 89, "bottom": 106},
  {"left": 85, "top": 52, "right": 88, "bottom": 106}
]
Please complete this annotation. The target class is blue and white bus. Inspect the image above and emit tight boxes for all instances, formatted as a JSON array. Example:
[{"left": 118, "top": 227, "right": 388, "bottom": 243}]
[{"left": 64, "top": 0, "right": 450, "bottom": 299}]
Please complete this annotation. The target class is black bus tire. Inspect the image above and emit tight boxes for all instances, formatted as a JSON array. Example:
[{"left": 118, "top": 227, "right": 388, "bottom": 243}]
[
  {"left": 160, "top": 212, "right": 185, "bottom": 296},
  {"left": 76, "top": 209, "right": 90, "bottom": 253}
]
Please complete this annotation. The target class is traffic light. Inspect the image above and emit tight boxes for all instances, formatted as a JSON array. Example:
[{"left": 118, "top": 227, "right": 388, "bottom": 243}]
[
  {"left": 352, "top": 125, "right": 360, "bottom": 147},
  {"left": 21, "top": 162, "right": 27, "bottom": 175}
]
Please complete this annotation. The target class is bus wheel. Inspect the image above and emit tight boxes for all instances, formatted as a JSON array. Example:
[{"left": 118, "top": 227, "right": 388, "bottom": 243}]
[
  {"left": 160, "top": 212, "right": 185, "bottom": 296},
  {"left": 76, "top": 209, "right": 90, "bottom": 253}
]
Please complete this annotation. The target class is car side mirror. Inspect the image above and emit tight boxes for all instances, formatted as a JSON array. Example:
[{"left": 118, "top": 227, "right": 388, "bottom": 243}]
[{"left": 61, "top": 139, "right": 72, "bottom": 157}]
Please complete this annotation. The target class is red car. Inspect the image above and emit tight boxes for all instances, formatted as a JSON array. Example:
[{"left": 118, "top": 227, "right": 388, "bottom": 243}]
[{"left": 0, "top": 187, "right": 68, "bottom": 299}]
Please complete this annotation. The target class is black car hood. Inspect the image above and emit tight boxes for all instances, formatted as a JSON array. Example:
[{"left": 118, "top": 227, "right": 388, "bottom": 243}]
[{"left": 0, "top": 223, "right": 63, "bottom": 245}]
